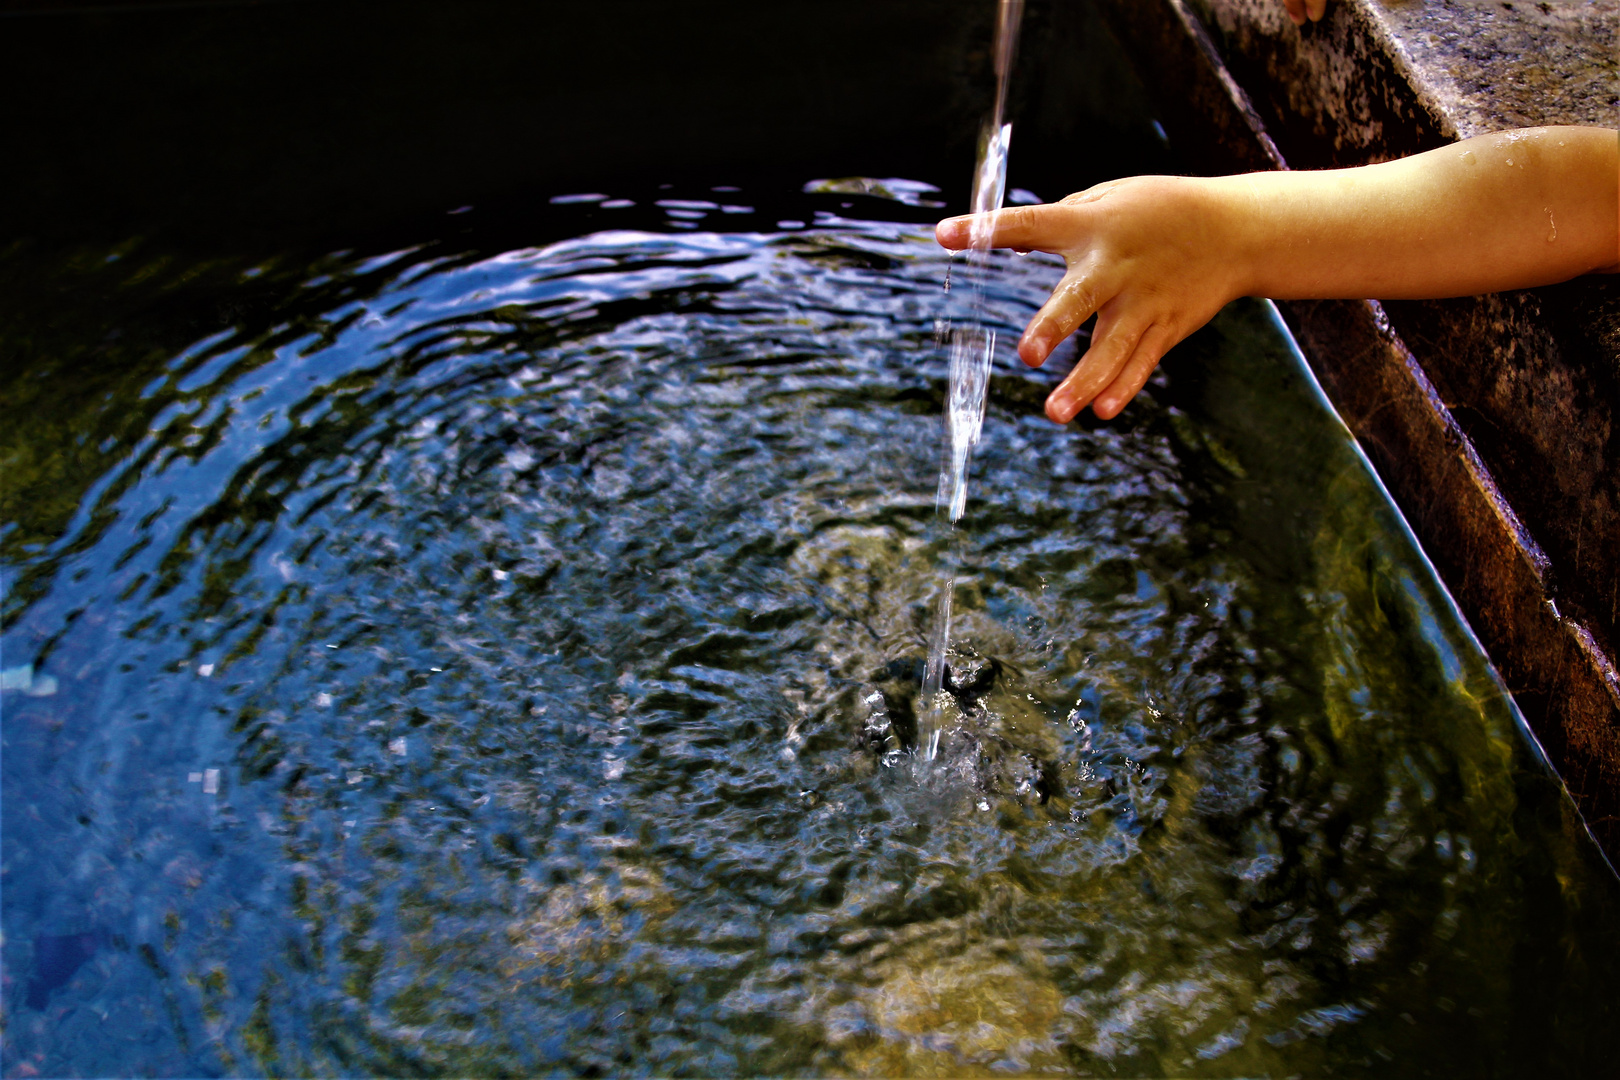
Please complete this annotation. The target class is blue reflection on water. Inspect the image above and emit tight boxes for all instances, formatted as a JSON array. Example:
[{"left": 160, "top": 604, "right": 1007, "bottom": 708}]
[{"left": 3, "top": 189, "right": 1618, "bottom": 1077}]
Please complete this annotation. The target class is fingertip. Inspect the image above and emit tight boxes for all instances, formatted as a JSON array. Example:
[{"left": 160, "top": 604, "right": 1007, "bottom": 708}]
[
  {"left": 935, "top": 218, "right": 967, "bottom": 248},
  {"left": 1091, "top": 395, "right": 1123, "bottom": 421},
  {"left": 1045, "top": 389, "right": 1078, "bottom": 425},
  {"left": 1017, "top": 332, "right": 1050, "bottom": 368}
]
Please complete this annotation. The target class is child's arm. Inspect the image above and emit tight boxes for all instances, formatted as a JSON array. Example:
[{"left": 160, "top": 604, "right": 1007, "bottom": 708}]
[{"left": 936, "top": 126, "right": 1620, "bottom": 423}]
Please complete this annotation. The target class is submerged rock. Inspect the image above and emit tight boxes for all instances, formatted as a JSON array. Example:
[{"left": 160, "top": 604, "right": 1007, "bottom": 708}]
[{"left": 830, "top": 946, "right": 1068, "bottom": 1076}]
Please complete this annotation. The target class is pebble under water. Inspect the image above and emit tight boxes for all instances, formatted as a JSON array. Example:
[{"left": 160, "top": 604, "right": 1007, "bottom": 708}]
[{"left": 4, "top": 185, "right": 1619, "bottom": 1078}]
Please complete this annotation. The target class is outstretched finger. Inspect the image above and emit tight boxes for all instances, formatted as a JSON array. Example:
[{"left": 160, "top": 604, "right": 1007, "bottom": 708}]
[
  {"left": 1306, "top": 0, "right": 1328, "bottom": 21},
  {"left": 935, "top": 205, "right": 1071, "bottom": 254},
  {"left": 1280, "top": 0, "right": 1307, "bottom": 25},
  {"left": 1018, "top": 270, "right": 1104, "bottom": 368},
  {"left": 1044, "top": 311, "right": 1145, "bottom": 424},
  {"left": 1091, "top": 322, "right": 1178, "bottom": 420}
]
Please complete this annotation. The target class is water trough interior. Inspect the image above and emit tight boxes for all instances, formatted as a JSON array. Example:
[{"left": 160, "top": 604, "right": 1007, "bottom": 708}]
[{"left": 2, "top": 1, "right": 1618, "bottom": 1075}]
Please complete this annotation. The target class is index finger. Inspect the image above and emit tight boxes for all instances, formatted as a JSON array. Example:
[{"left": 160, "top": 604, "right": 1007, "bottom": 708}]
[{"left": 935, "top": 205, "right": 1073, "bottom": 254}]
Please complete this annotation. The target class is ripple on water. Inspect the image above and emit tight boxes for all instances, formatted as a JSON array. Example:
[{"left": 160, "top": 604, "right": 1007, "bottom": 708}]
[{"left": 2, "top": 201, "right": 1618, "bottom": 1077}]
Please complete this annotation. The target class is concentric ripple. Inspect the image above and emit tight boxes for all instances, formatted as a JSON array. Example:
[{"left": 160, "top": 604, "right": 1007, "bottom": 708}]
[{"left": 3, "top": 196, "right": 1618, "bottom": 1077}]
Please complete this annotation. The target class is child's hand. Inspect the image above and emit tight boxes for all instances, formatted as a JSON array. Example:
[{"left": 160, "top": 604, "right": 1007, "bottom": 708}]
[
  {"left": 935, "top": 176, "right": 1241, "bottom": 423},
  {"left": 937, "top": 128, "right": 1616, "bottom": 424}
]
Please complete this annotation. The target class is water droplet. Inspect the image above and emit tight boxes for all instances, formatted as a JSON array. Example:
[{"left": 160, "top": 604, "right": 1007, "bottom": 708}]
[
  {"left": 1460, "top": 150, "right": 1477, "bottom": 166},
  {"left": 1504, "top": 157, "right": 1514, "bottom": 166},
  {"left": 1546, "top": 207, "right": 1557, "bottom": 242}
]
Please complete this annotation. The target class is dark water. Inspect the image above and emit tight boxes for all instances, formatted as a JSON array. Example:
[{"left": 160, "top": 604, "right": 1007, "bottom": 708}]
[{"left": 4, "top": 184, "right": 1619, "bottom": 1078}]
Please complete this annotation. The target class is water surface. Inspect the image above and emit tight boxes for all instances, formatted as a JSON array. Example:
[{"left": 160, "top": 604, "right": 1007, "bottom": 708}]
[{"left": 3, "top": 186, "right": 1618, "bottom": 1077}]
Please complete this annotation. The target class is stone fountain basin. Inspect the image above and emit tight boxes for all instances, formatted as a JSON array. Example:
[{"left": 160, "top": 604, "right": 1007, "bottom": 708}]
[{"left": 1095, "top": 0, "right": 1620, "bottom": 868}]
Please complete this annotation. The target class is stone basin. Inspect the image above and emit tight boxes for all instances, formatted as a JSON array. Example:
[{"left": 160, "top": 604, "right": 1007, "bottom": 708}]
[
  {"left": 2, "top": 3, "right": 1618, "bottom": 1073},
  {"left": 1094, "top": 0, "right": 1620, "bottom": 867}
]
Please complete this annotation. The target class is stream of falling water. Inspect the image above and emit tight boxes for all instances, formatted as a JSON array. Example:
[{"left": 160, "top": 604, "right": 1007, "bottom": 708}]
[{"left": 919, "top": 0, "right": 1025, "bottom": 762}]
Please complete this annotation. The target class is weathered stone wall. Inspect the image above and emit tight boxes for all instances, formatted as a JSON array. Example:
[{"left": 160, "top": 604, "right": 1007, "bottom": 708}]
[{"left": 1097, "top": 0, "right": 1620, "bottom": 863}]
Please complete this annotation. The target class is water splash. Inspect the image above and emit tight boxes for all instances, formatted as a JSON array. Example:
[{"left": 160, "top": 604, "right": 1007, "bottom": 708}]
[{"left": 919, "top": 0, "right": 1024, "bottom": 763}]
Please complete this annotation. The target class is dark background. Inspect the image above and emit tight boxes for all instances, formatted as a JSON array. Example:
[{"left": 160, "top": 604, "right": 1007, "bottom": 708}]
[{"left": 0, "top": 0, "right": 1173, "bottom": 256}]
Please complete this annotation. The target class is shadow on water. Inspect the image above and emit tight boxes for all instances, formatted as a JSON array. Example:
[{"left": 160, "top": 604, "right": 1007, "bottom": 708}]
[{"left": 2, "top": 1, "right": 1619, "bottom": 1077}]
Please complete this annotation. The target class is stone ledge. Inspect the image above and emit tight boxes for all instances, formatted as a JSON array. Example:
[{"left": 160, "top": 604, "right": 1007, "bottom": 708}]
[
  {"left": 1187, "top": 0, "right": 1618, "bottom": 161},
  {"left": 1096, "top": 0, "right": 1620, "bottom": 865},
  {"left": 1363, "top": 0, "right": 1618, "bottom": 137}
]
